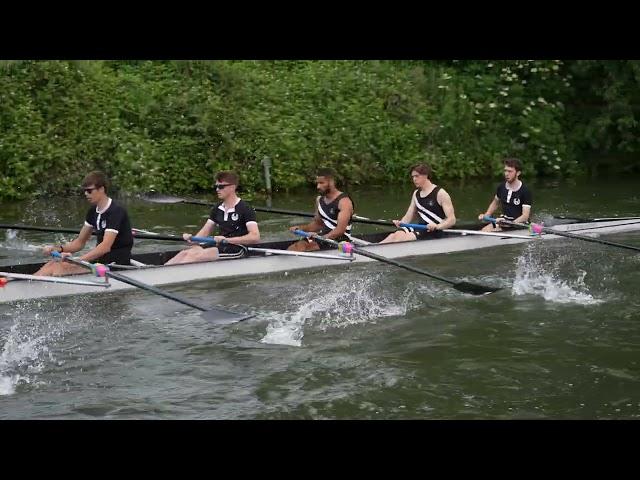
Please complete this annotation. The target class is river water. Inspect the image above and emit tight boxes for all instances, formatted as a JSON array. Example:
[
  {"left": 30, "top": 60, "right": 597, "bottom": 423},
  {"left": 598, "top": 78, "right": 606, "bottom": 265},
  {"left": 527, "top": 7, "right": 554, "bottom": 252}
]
[{"left": 1, "top": 176, "right": 639, "bottom": 418}]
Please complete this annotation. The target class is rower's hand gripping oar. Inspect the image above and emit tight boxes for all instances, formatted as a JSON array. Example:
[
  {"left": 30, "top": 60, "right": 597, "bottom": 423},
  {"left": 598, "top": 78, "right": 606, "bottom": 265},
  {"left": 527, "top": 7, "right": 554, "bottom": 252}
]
[
  {"left": 50, "top": 252, "right": 253, "bottom": 324},
  {"left": 483, "top": 216, "right": 640, "bottom": 253},
  {"left": 292, "top": 230, "right": 501, "bottom": 296}
]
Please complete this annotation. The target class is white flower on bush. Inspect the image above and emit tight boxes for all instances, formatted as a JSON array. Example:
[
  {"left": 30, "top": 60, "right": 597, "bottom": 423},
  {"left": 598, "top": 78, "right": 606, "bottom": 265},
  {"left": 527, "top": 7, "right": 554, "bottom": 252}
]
[{"left": 489, "top": 103, "right": 497, "bottom": 108}]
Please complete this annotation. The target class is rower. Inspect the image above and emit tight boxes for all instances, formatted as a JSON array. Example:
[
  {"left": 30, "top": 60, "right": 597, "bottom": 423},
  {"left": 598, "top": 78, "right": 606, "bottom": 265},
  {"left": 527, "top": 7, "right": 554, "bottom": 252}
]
[
  {"left": 379, "top": 163, "right": 456, "bottom": 243},
  {"left": 288, "top": 168, "right": 354, "bottom": 252},
  {"left": 35, "top": 171, "right": 134, "bottom": 276},
  {"left": 477, "top": 158, "right": 532, "bottom": 232},
  {"left": 165, "top": 171, "right": 260, "bottom": 265}
]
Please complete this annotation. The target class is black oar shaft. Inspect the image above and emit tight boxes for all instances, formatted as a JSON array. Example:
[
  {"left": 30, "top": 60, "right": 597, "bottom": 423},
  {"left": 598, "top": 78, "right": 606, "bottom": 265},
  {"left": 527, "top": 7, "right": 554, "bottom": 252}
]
[
  {"left": 298, "top": 232, "right": 499, "bottom": 295},
  {"left": 0, "top": 224, "right": 184, "bottom": 241},
  {"left": 493, "top": 217, "right": 640, "bottom": 253},
  {"left": 55, "top": 254, "right": 251, "bottom": 322},
  {"left": 105, "top": 270, "right": 206, "bottom": 311},
  {"left": 541, "top": 226, "right": 640, "bottom": 252}
]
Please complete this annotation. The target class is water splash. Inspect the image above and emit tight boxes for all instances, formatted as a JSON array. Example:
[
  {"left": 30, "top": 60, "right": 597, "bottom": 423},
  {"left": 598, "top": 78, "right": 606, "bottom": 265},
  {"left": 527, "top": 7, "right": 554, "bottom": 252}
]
[
  {"left": 0, "top": 297, "right": 91, "bottom": 396},
  {"left": 0, "top": 316, "right": 50, "bottom": 395},
  {"left": 2, "top": 230, "right": 42, "bottom": 252},
  {"left": 260, "top": 271, "right": 415, "bottom": 346},
  {"left": 511, "top": 245, "right": 602, "bottom": 304}
]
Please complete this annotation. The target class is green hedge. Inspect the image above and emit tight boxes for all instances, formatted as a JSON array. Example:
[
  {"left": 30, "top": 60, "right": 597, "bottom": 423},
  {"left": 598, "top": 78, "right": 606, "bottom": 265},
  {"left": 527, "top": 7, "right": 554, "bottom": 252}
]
[{"left": 1, "top": 60, "right": 639, "bottom": 200}]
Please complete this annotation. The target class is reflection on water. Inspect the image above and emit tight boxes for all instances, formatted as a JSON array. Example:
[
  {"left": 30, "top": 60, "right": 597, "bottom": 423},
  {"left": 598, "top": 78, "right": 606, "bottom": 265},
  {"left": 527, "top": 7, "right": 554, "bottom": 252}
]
[{"left": 1, "top": 176, "right": 640, "bottom": 418}]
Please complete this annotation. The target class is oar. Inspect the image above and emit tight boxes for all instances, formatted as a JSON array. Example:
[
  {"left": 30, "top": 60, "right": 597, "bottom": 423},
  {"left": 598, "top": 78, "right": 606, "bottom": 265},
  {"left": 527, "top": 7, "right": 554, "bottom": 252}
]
[
  {"left": 189, "top": 236, "right": 353, "bottom": 261},
  {"left": 140, "top": 193, "right": 483, "bottom": 229},
  {"left": 483, "top": 216, "right": 640, "bottom": 253},
  {"left": 0, "top": 223, "right": 187, "bottom": 242},
  {"left": 399, "top": 223, "right": 535, "bottom": 239},
  {"left": 291, "top": 230, "right": 501, "bottom": 295},
  {"left": 50, "top": 251, "right": 252, "bottom": 324},
  {"left": 0, "top": 271, "right": 111, "bottom": 288},
  {"left": 553, "top": 215, "right": 640, "bottom": 223}
]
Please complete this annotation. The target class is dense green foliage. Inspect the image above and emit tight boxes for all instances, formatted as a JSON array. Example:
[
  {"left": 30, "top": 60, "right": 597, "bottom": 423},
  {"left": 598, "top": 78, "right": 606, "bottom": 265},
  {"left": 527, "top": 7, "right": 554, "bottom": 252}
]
[{"left": 1, "top": 60, "right": 639, "bottom": 200}]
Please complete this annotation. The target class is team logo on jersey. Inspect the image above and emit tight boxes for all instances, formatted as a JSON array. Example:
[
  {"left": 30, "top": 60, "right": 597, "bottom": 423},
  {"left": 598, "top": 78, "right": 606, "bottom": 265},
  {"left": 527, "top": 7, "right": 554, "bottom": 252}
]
[
  {"left": 427, "top": 200, "right": 434, "bottom": 207},
  {"left": 513, "top": 198, "right": 521, "bottom": 206},
  {"left": 330, "top": 208, "right": 335, "bottom": 215},
  {"left": 231, "top": 213, "right": 239, "bottom": 221},
  {"left": 101, "top": 220, "right": 106, "bottom": 229}
]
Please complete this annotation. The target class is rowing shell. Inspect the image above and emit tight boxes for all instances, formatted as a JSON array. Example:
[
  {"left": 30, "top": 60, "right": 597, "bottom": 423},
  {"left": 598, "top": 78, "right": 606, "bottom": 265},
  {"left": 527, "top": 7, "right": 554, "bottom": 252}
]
[{"left": 1, "top": 219, "right": 639, "bottom": 304}]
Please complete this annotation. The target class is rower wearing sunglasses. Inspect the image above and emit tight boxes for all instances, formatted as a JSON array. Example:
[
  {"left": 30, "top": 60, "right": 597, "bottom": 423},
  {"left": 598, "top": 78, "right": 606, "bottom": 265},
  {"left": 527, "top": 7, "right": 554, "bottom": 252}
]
[
  {"left": 35, "top": 171, "right": 134, "bottom": 276},
  {"left": 165, "top": 171, "right": 260, "bottom": 265}
]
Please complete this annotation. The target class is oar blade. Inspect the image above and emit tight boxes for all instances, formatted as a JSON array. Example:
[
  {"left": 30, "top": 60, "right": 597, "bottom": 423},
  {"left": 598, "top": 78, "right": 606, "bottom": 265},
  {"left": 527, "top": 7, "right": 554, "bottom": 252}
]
[
  {"left": 200, "top": 309, "right": 254, "bottom": 324},
  {"left": 141, "top": 192, "right": 188, "bottom": 204},
  {"left": 454, "top": 281, "right": 502, "bottom": 296}
]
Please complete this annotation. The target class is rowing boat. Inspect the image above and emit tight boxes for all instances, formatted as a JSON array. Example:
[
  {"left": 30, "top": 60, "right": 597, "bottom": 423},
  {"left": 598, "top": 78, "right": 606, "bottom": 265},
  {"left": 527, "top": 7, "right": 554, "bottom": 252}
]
[{"left": 1, "top": 218, "right": 639, "bottom": 304}]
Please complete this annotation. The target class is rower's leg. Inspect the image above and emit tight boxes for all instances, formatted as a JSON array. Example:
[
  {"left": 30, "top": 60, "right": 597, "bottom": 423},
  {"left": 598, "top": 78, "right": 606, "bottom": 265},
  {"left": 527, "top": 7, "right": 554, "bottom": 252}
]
[
  {"left": 165, "top": 245, "right": 219, "bottom": 265},
  {"left": 379, "top": 231, "right": 417, "bottom": 244},
  {"left": 34, "top": 261, "right": 88, "bottom": 277},
  {"left": 287, "top": 239, "right": 320, "bottom": 252},
  {"left": 481, "top": 223, "right": 501, "bottom": 232}
]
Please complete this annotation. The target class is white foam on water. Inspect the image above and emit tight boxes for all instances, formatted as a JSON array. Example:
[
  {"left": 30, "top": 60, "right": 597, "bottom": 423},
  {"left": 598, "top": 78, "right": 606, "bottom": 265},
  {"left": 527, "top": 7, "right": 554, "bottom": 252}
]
[
  {"left": 0, "top": 297, "right": 87, "bottom": 396},
  {"left": 0, "top": 319, "right": 49, "bottom": 396},
  {"left": 260, "top": 272, "right": 414, "bottom": 347},
  {"left": 511, "top": 246, "right": 602, "bottom": 305},
  {"left": 2, "top": 230, "right": 42, "bottom": 252}
]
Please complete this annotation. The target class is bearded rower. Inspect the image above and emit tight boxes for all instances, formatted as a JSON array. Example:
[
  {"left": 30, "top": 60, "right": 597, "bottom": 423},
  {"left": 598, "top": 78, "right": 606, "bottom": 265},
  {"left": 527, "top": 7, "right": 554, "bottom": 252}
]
[
  {"left": 478, "top": 158, "right": 532, "bottom": 231},
  {"left": 35, "top": 171, "right": 134, "bottom": 276},
  {"left": 288, "top": 168, "right": 354, "bottom": 252},
  {"left": 380, "top": 163, "right": 456, "bottom": 243},
  {"left": 165, "top": 171, "right": 260, "bottom": 265}
]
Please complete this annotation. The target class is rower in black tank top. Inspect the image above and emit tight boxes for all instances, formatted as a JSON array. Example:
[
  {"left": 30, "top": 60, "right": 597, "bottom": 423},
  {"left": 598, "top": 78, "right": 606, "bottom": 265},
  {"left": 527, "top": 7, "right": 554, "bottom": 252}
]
[
  {"left": 317, "top": 192, "right": 353, "bottom": 242},
  {"left": 400, "top": 187, "right": 446, "bottom": 239}
]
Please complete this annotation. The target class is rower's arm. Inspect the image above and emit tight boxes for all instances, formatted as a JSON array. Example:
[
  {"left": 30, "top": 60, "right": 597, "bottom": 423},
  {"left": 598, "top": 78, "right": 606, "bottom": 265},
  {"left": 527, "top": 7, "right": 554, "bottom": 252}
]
[
  {"left": 224, "top": 223, "right": 260, "bottom": 245},
  {"left": 481, "top": 196, "right": 500, "bottom": 218},
  {"left": 58, "top": 224, "right": 94, "bottom": 254},
  {"left": 80, "top": 231, "right": 118, "bottom": 262},
  {"left": 324, "top": 197, "right": 354, "bottom": 240},
  {"left": 197, "top": 220, "right": 216, "bottom": 238},
  {"left": 293, "top": 198, "right": 324, "bottom": 232},
  {"left": 435, "top": 189, "right": 456, "bottom": 230},
  {"left": 515, "top": 205, "right": 531, "bottom": 224},
  {"left": 399, "top": 196, "right": 417, "bottom": 224}
]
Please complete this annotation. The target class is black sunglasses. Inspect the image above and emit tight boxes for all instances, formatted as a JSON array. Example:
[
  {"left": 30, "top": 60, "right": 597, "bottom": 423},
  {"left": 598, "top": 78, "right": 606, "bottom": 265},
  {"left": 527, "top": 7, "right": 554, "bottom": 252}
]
[
  {"left": 214, "top": 183, "right": 233, "bottom": 190},
  {"left": 82, "top": 187, "right": 98, "bottom": 194}
]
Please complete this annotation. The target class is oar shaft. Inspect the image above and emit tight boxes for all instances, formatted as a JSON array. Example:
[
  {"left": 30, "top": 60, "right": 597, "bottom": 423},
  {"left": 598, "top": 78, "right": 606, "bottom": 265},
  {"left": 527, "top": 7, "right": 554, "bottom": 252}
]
[
  {"left": 0, "top": 271, "right": 111, "bottom": 287},
  {"left": 107, "top": 270, "right": 207, "bottom": 311},
  {"left": 400, "top": 223, "right": 532, "bottom": 239},
  {"left": 483, "top": 216, "right": 640, "bottom": 253},
  {"left": 293, "top": 230, "right": 451, "bottom": 284},
  {"left": 52, "top": 252, "right": 208, "bottom": 311},
  {"left": 0, "top": 224, "right": 184, "bottom": 242}
]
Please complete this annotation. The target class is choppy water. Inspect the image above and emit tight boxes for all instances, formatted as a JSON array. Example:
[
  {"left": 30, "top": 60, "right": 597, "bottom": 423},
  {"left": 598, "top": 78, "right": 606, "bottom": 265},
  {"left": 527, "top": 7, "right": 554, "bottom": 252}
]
[{"left": 1, "top": 177, "right": 639, "bottom": 418}]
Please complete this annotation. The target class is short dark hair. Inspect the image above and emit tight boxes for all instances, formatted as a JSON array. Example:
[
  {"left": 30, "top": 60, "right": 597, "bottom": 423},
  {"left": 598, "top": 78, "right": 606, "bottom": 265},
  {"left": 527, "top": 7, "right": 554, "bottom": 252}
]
[
  {"left": 82, "top": 171, "right": 109, "bottom": 192},
  {"left": 316, "top": 168, "right": 337, "bottom": 179},
  {"left": 215, "top": 171, "right": 239, "bottom": 185},
  {"left": 504, "top": 158, "right": 523, "bottom": 172},
  {"left": 409, "top": 163, "right": 432, "bottom": 179}
]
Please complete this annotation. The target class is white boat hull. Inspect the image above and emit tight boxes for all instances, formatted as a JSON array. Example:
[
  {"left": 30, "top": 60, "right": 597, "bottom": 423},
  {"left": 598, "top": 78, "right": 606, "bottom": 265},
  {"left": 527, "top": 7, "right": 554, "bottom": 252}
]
[{"left": 1, "top": 219, "right": 639, "bottom": 304}]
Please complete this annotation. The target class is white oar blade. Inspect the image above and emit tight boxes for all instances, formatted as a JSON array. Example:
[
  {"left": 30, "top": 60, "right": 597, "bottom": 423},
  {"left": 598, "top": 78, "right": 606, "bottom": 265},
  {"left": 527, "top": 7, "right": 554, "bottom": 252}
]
[
  {"left": 141, "top": 192, "right": 186, "bottom": 204},
  {"left": 200, "top": 309, "right": 254, "bottom": 324}
]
